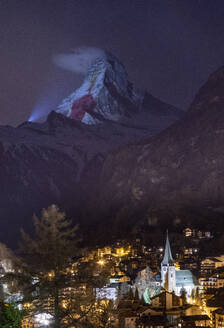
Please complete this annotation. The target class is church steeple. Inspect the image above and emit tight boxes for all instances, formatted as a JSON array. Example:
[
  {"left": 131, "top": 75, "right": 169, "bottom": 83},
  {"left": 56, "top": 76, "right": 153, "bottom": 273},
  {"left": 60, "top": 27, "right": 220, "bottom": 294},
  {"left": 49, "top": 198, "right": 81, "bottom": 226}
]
[
  {"left": 161, "top": 231, "right": 176, "bottom": 293},
  {"left": 161, "top": 230, "right": 174, "bottom": 265}
]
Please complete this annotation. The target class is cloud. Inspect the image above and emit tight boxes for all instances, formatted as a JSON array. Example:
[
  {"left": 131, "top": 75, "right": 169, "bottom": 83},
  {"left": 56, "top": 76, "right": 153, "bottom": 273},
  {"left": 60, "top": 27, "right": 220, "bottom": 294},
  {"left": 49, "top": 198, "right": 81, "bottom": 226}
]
[
  {"left": 53, "top": 47, "right": 106, "bottom": 75},
  {"left": 28, "top": 47, "right": 106, "bottom": 122}
]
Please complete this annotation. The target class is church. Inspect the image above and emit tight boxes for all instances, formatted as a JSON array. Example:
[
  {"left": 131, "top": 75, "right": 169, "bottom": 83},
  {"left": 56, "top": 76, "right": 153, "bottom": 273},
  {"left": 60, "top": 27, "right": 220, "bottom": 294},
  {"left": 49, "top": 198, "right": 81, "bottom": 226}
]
[
  {"left": 134, "top": 232, "right": 198, "bottom": 303},
  {"left": 161, "top": 232, "right": 198, "bottom": 297}
]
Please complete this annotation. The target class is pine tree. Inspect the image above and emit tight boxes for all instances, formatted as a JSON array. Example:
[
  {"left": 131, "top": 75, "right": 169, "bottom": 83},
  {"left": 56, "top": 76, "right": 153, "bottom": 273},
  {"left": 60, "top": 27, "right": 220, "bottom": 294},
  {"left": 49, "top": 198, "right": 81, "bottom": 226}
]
[
  {"left": 19, "top": 204, "right": 81, "bottom": 327},
  {"left": 134, "top": 288, "right": 139, "bottom": 301},
  {"left": 191, "top": 288, "right": 195, "bottom": 301},
  {"left": 143, "top": 288, "right": 151, "bottom": 304},
  {"left": 195, "top": 287, "right": 201, "bottom": 305},
  {"left": 5, "top": 204, "right": 111, "bottom": 328},
  {"left": 128, "top": 288, "right": 134, "bottom": 300},
  {"left": 90, "top": 300, "right": 115, "bottom": 328},
  {"left": 180, "top": 288, "right": 187, "bottom": 305},
  {"left": 140, "top": 294, "right": 146, "bottom": 305},
  {"left": 0, "top": 302, "right": 25, "bottom": 328}
]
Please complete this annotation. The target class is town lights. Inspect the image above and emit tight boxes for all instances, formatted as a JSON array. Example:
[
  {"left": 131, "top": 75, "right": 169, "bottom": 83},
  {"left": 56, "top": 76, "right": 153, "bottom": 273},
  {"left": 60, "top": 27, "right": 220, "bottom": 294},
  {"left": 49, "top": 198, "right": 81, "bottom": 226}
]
[
  {"left": 35, "top": 313, "right": 53, "bottom": 326},
  {"left": 97, "top": 260, "right": 105, "bottom": 266}
]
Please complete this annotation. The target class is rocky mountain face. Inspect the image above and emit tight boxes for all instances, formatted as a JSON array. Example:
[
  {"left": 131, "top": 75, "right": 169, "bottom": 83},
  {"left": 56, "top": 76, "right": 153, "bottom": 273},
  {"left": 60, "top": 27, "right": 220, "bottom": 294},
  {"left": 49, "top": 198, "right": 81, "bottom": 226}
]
[
  {"left": 56, "top": 51, "right": 181, "bottom": 128},
  {"left": 96, "top": 66, "right": 224, "bottom": 229},
  {"left": 0, "top": 52, "right": 182, "bottom": 248}
]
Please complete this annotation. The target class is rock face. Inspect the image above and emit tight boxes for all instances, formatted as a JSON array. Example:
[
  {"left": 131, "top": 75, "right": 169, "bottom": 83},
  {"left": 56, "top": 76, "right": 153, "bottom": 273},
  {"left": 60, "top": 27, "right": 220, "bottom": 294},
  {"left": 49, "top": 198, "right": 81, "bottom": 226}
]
[
  {"left": 1, "top": 58, "right": 224, "bottom": 247},
  {"left": 56, "top": 51, "right": 181, "bottom": 127},
  {"left": 189, "top": 66, "right": 224, "bottom": 113},
  {"left": 2, "top": 56, "right": 224, "bottom": 247},
  {"left": 97, "top": 66, "right": 224, "bottom": 220},
  {"left": 0, "top": 52, "right": 182, "bottom": 248}
]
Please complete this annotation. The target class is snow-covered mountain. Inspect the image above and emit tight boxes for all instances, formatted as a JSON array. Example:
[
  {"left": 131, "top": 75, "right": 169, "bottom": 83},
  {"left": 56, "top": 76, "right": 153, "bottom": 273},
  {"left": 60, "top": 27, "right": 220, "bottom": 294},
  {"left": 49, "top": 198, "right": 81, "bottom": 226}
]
[
  {"left": 0, "top": 51, "right": 183, "bottom": 248},
  {"left": 56, "top": 50, "right": 181, "bottom": 127}
]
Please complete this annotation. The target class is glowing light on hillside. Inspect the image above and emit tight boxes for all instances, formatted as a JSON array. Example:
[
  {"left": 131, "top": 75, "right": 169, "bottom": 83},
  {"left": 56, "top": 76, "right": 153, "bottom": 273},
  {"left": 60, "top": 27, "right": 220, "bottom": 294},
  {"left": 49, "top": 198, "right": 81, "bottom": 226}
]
[{"left": 97, "top": 260, "right": 105, "bottom": 266}]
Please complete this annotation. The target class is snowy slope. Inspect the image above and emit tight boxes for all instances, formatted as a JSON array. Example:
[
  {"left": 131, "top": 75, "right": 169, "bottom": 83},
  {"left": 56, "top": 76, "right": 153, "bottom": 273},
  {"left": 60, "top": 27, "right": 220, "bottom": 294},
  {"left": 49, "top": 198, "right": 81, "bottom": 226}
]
[
  {"left": 0, "top": 51, "right": 183, "bottom": 247},
  {"left": 56, "top": 51, "right": 181, "bottom": 126}
]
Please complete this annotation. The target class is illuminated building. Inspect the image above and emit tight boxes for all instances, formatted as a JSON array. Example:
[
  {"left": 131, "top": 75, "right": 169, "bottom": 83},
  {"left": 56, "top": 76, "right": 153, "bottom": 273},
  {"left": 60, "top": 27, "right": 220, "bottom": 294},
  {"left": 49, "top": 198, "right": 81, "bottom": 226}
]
[
  {"left": 97, "top": 246, "right": 111, "bottom": 258},
  {"left": 200, "top": 274, "right": 224, "bottom": 291},
  {"left": 123, "top": 291, "right": 206, "bottom": 328},
  {"left": 161, "top": 232, "right": 198, "bottom": 297},
  {"left": 213, "top": 309, "right": 224, "bottom": 328},
  {"left": 113, "top": 246, "right": 131, "bottom": 257},
  {"left": 184, "top": 227, "right": 196, "bottom": 237},
  {"left": 95, "top": 286, "right": 117, "bottom": 301},
  {"left": 183, "top": 228, "right": 212, "bottom": 239},
  {"left": 206, "top": 288, "right": 224, "bottom": 317},
  {"left": 161, "top": 232, "right": 176, "bottom": 293},
  {"left": 22, "top": 313, "right": 53, "bottom": 328},
  {"left": 133, "top": 233, "right": 197, "bottom": 304},
  {"left": 21, "top": 316, "right": 37, "bottom": 328},
  {"left": 200, "top": 256, "right": 224, "bottom": 276},
  {"left": 134, "top": 267, "right": 161, "bottom": 304},
  {"left": 179, "top": 314, "right": 211, "bottom": 327},
  {"left": 97, "top": 259, "right": 105, "bottom": 266},
  {"left": 150, "top": 290, "right": 183, "bottom": 309}
]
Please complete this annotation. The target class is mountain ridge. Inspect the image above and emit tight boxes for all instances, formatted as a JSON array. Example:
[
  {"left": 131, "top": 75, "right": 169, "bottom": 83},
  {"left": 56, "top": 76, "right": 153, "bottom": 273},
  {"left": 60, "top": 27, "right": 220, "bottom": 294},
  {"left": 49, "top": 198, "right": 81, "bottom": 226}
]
[
  {"left": 0, "top": 51, "right": 182, "bottom": 248},
  {"left": 95, "top": 66, "right": 224, "bottom": 225}
]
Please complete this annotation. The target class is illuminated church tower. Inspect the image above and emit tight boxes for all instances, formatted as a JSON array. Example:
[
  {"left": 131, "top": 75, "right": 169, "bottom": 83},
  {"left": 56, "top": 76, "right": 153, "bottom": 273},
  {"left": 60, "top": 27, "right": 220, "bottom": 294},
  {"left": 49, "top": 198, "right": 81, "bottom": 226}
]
[{"left": 161, "top": 231, "right": 176, "bottom": 293}]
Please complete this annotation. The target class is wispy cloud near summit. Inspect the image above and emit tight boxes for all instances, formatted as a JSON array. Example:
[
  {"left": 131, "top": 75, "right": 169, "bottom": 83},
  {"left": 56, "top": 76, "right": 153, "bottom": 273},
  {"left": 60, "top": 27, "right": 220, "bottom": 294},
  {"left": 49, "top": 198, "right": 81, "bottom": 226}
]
[{"left": 53, "top": 47, "right": 106, "bottom": 75}]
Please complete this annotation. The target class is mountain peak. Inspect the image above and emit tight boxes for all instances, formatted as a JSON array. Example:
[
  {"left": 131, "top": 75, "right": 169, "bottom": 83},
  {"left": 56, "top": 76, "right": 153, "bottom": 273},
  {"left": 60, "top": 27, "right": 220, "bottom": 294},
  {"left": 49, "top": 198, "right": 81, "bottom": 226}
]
[
  {"left": 56, "top": 50, "right": 181, "bottom": 125},
  {"left": 56, "top": 50, "right": 143, "bottom": 124}
]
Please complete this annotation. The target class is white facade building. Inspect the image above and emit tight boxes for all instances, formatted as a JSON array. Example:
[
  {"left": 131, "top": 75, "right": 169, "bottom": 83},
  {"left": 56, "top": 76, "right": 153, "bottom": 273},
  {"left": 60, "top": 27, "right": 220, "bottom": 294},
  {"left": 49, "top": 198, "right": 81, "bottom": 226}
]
[{"left": 161, "top": 232, "right": 197, "bottom": 297}]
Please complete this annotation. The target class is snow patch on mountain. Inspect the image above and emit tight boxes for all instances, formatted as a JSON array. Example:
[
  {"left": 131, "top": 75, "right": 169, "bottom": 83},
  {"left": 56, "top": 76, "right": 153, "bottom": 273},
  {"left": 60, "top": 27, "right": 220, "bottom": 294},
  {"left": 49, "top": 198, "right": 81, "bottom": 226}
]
[{"left": 56, "top": 51, "right": 144, "bottom": 124}]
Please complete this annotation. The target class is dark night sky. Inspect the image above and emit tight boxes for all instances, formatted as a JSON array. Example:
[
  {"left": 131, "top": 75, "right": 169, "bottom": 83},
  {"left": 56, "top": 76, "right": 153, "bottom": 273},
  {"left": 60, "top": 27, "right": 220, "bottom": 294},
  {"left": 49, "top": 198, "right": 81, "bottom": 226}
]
[{"left": 1, "top": 0, "right": 224, "bottom": 126}]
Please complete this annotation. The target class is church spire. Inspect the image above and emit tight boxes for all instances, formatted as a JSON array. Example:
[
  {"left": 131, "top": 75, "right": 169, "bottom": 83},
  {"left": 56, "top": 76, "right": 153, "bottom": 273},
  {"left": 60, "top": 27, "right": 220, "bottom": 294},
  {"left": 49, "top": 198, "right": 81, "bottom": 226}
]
[{"left": 161, "top": 230, "right": 174, "bottom": 265}]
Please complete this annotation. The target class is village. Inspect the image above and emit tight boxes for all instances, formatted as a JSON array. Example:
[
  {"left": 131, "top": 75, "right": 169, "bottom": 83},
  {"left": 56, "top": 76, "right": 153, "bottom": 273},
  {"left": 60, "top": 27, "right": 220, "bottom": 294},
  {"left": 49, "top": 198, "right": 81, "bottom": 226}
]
[{"left": 1, "top": 226, "right": 222, "bottom": 328}]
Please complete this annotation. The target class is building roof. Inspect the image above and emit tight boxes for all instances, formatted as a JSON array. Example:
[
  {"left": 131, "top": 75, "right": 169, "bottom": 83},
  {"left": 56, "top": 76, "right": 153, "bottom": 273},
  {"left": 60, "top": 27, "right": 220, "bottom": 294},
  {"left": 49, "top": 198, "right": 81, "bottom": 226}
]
[
  {"left": 207, "top": 288, "right": 224, "bottom": 307},
  {"left": 176, "top": 270, "right": 198, "bottom": 287},
  {"left": 181, "top": 315, "right": 210, "bottom": 322},
  {"left": 213, "top": 308, "right": 224, "bottom": 315},
  {"left": 147, "top": 315, "right": 167, "bottom": 324},
  {"left": 150, "top": 290, "right": 179, "bottom": 301},
  {"left": 161, "top": 231, "right": 174, "bottom": 265},
  {"left": 209, "top": 257, "right": 222, "bottom": 262},
  {"left": 138, "top": 314, "right": 168, "bottom": 326}
]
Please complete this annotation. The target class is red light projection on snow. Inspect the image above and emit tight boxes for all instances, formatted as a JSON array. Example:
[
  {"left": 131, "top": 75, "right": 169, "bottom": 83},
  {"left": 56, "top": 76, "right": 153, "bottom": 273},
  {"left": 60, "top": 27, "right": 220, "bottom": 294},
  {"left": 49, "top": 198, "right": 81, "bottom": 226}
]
[{"left": 69, "top": 94, "right": 96, "bottom": 120}]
